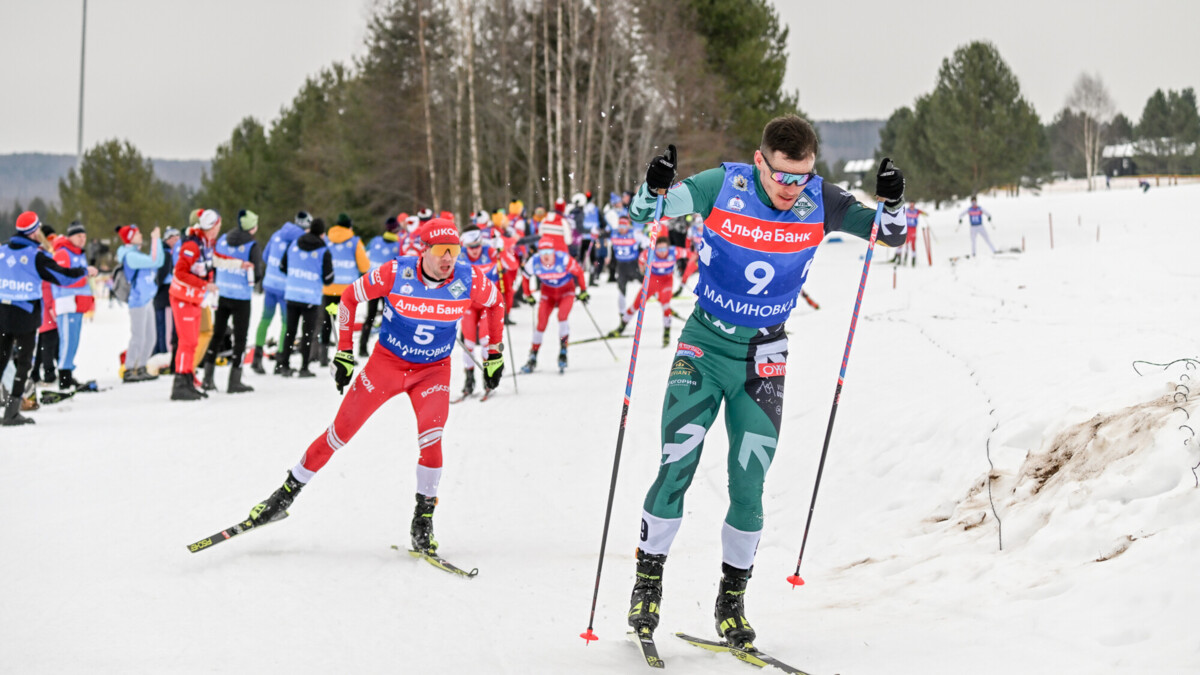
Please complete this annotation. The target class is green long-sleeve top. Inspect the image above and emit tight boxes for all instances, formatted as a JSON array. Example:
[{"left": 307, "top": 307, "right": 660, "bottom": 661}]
[{"left": 629, "top": 165, "right": 906, "bottom": 248}]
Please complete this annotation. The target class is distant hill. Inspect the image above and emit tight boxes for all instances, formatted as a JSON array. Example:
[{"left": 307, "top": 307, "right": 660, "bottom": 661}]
[
  {"left": 814, "top": 119, "right": 886, "bottom": 169},
  {"left": 0, "top": 153, "right": 208, "bottom": 207}
]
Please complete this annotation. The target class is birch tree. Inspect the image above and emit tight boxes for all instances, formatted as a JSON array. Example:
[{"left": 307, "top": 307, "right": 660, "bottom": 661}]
[{"left": 1065, "top": 72, "right": 1115, "bottom": 191}]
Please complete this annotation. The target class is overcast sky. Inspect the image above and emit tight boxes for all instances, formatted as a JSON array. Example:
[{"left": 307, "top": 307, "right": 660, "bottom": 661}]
[{"left": 1, "top": 0, "right": 1197, "bottom": 160}]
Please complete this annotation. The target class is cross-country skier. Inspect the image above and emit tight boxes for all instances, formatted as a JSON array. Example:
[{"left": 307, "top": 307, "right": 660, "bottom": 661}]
[
  {"left": 609, "top": 235, "right": 685, "bottom": 347},
  {"left": 518, "top": 239, "right": 589, "bottom": 374},
  {"left": 608, "top": 216, "right": 649, "bottom": 321},
  {"left": 623, "top": 115, "right": 907, "bottom": 648},
  {"left": 245, "top": 219, "right": 506, "bottom": 556},
  {"left": 457, "top": 226, "right": 501, "bottom": 397},
  {"left": 958, "top": 196, "right": 995, "bottom": 257},
  {"left": 900, "top": 201, "right": 928, "bottom": 266}
]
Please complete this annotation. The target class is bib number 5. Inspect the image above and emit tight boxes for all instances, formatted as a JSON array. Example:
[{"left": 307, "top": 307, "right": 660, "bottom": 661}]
[{"left": 413, "top": 324, "right": 436, "bottom": 344}]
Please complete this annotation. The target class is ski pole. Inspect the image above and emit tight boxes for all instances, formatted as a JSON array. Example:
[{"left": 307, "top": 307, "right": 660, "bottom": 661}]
[
  {"left": 579, "top": 297, "right": 618, "bottom": 361},
  {"left": 497, "top": 271, "right": 519, "bottom": 393},
  {"left": 580, "top": 195, "right": 664, "bottom": 644},
  {"left": 788, "top": 201, "right": 885, "bottom": 589}
]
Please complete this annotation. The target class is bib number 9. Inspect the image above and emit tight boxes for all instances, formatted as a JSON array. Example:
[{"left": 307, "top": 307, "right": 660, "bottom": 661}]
[{"left": 745, "top": 261, "right": 775, "bottom": 295}]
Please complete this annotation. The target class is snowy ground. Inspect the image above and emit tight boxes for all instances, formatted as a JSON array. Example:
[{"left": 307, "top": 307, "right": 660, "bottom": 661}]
[{"left": 2, "top": 183, "right": 1198, "bottom": 674}]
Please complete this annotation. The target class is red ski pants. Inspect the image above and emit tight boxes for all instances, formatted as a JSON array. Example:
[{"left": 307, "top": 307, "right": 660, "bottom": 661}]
[
  {"left": 172, "top": 301, "right": 202, "bottom": 374},
  {"left": 299, "top": 347, "right": 452, "bottom": 475},
  {"left": 625, "top": 275, "right": 674, "bottom": 321}
]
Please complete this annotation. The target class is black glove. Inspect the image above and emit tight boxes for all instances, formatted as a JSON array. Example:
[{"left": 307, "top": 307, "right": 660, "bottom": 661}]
[
  {"left": 331, "top": 350, "right": 356, "bottom": 394},
  {"left": 483, "top": 348, "right": 504, "bottom": 390},
  {"left": 645, "top": 144, "right": 678, "bottom": 195},
  {"left": 874, "top": 157, "right": 905, "bottom": 209}
]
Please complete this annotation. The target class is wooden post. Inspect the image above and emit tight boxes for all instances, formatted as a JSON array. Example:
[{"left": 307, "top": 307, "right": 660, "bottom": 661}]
[
  {"left": 1096, "top": 224, "right": 1100, "bottom": 243},
  {"left": 1049, "top": 213, "right": 1054, "bottom": 249},
  {"left": 893, "top": 265, "right": 897, "bottom": 289},
  {"left": 1022, "top": 235, "right": 1026, "bottom": 252}
]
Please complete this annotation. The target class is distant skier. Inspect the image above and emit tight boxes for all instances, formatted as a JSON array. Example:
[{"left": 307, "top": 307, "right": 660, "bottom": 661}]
[
  {"left": 622, "top": 116, "right": 907, "bottom": 648},
  {"left": 245, "top": 219, "right": 505, "bottom": 557},
  {"left": 899, "top": 201, "right": 928, "bottom": 266},
  {"left": 958, "top": 196, "right": 995, "bottom": 257},
  {"left": 609, "top": 235, "right": 685, "bottom": 347},
  {"left": 608, "top": 216, "right": 648, "bottom": 320},
  {"left": 0, "top": 212, "right": 95, "bottom": 425},
  {"left": 457, "top": 226, "right": 501, "bottom": 397},
  {"left": 518, "top": 239, "right": 589, "bottom": 374}
]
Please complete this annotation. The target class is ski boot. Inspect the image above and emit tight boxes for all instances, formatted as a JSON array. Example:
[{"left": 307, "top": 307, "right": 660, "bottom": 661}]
[
  {"left": 201, "top": 360, "right": 218, "bottom": 392},
  {"left": 628, "top": 549, "right": 667, "bottom": 636},
  {"left": 714, "top": 563, "right": 756, "bottom": 647},
  {"left": 227, "top": 366, "right": 254, "bottom": 393},
  {"left": 250, "top": 471, "right": 305, "bottom": 525},
  {"left": 170, "top": 373, "right": 204, "bottom": 401},
  {"left": 251, "top": 346, "right": 266, "bottom": 374},
  {"left": 557, "top": 338, "right": 568, "bottom": 373},
  {"left": 136, "top": 366, "right": 158, "bottom": 381},
  {"left": 2, "top": 394, "right": 35, "bottom": 426},
  {"left": 410, "top": 493, "right": 439, "bottom": 554},
  {"left": 662, "top": 327, "right": 671, "bottom": 348},
  {"left": 520, "top": 351, "right": 538, "bottom": 374},
  {"left": 297, "top": 365, "right": 316, "bottom": 378},
  {"left": 462, "top": 368, "right": 476, "bottom": 397},
  {"left": 58, "top": 369, "right": 79, "bottom": 391},
  {"left": 606, "top": 319, "right": 628, "bottom": 339}
]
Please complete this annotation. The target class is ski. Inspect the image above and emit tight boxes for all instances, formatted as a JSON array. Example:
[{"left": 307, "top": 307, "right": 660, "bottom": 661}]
[
  {"left": 572, "top": 334, "right": 632, "bottom": 346},
  {"left": 675, "top": 633, "right": 811, "bottom": 674},
  {"left": 627, "top": 629, "right": 665, "bottom": 669},
  {"left": 391, "top": 545, "right": 478, "bottom": 579},
  {"left": 449, "top": 392, "right": 477, "bottom": 405},
  {"left": 480, "top": 388, "right": 496, "bottom": 402},
  {"left": 40, "top": 390, "right": 76, "bottom": 405},
  {"left": 186, "top": 512, "right": 289, "bottom": 553}
]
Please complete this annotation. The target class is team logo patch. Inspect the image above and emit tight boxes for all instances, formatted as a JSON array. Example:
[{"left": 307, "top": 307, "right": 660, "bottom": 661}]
[
  {"left": 402, "top": 266, "right": 415, "bottom": 279},
  {"left": 727, "top": 196, "right": 745, "bottom": 212},
  {"left": 237, "top": 245, "right": 246, "bottom": 252},
  {"left": 732, "top": 174, "right": 750, "bottom": 192},
  {"left": 400, "top": 283, "right": 414, "bottom": 295},
  {"left": 756, "top": 362, "right": 786, "bottom": 378},
  {"left": 792, "top": 193, "right": 816, "bottom": 220},
  {"left": 5, "top": 257, "right": 14, "bottom": 268},
  {"left": 20, "top": 256, "right": 28, "bottom": 264},
  {"left": 675, "top": 342, "right": 704, "bottom": 358},
  {"left": 447, "top": 279, "right": 467, "bottom": 299}
]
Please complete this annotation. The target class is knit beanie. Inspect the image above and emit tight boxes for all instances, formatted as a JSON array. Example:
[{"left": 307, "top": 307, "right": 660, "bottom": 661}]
[
  {"left": 118, "top": 225, "right": 139, "bottom": 245},
  {"left": 310, "top": 217, "right": 326, "bottom": 236},
  {"left": 336, "top": 213, "right": 353, "bottom": 228},
  {"left": 238, "top": 209, "right": 259, "bottom": 231},
  {"left": 15, "top": 211, "right": 41, "bottom": 236},
  {"left": 66, "top": 221, "right": 86, "bottom": 237}
]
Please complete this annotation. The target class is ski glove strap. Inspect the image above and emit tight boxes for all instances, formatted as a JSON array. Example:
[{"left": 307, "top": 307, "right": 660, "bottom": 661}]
[{"left": 331, "top": 350, "right": 356, "bottom": 394}]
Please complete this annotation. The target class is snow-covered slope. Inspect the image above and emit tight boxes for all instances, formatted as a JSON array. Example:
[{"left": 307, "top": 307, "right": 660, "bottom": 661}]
[{"left": 2, "top": 184, "right": 1197, "bottom": 674}]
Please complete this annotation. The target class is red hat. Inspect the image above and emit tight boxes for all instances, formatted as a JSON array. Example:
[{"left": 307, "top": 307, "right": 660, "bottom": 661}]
[
  {"left": 15, "top": 211, "right": 40, "bottom": 236},
  {"left": 416, "top": 218, "right": 461, "bottom": 246},
  {"left": 537, "top": 238, "right": 557, "bottom": 252},
  {"left": 118, "top": 225, "right": 139, "bottom": 245},
  {"left": 541, "top": 212, "right": 562, "bottom": 226}
]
